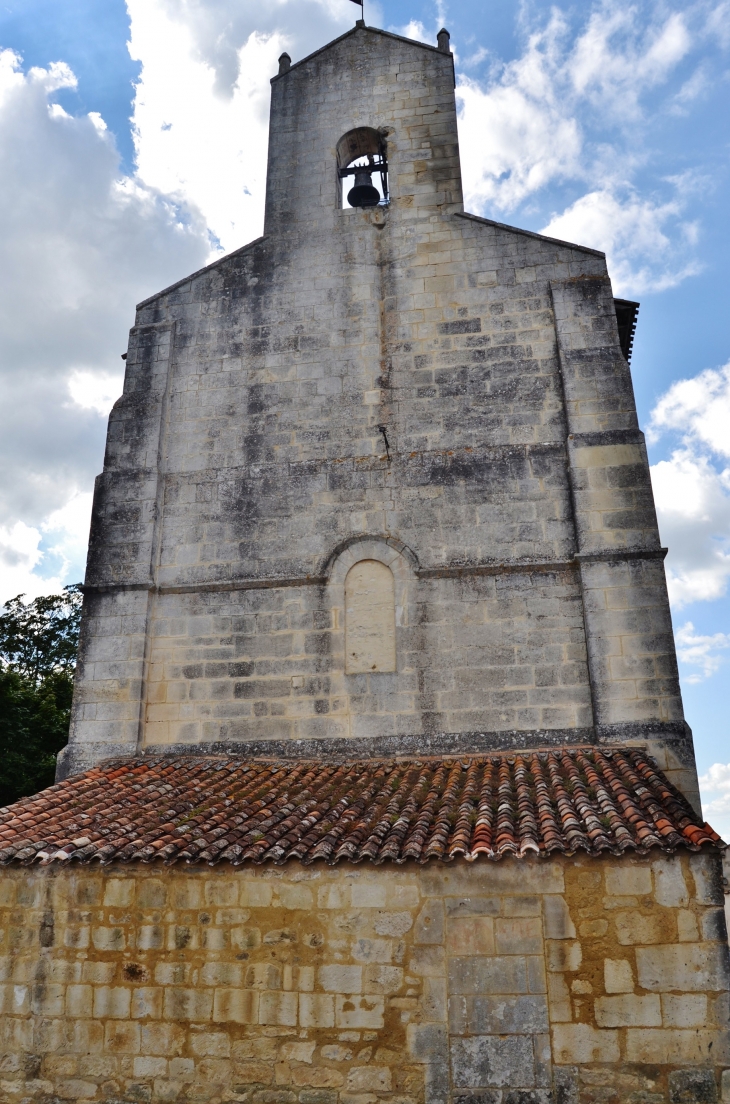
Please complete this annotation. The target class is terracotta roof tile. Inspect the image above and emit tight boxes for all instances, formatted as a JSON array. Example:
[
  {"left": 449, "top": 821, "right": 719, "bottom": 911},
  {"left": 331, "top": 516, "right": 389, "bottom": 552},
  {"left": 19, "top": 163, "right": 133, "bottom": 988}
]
[{"left": 0, "top": 747, "right": 722, "bottom": 867}]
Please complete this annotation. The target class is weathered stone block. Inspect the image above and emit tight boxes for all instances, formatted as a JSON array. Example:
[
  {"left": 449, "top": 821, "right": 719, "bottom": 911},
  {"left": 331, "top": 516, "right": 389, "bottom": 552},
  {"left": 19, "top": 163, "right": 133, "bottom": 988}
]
[
  {"left": 298, "top": 993, "right": 334, "bottom": 1028},
  {"left": 594, "top": 993, "right": 661, "bottom": 1027},
  {"left": 131, "top": 986, "right": 163, "bottom": 1019},
  {"left": 93, "top": 985, "right": 131, "bottom": 1019},
  {"left": 636, "top": 944, "right": 730, "bottom": 992},
  {"left": 542, "top": 897, "right": 575, "bottom": 940},
  {"left": 546, "top": 941, "right": 581, "bottom": 972},
  {"left": 213, "top": 988, "right": 259, "bottom": 1024},
  {"left": 679, "top": 909, "right": 701, "bottom": 941},
  {"left": 374, "top": 910, "right": 414, "bottom": 936},
  {"left": 495, "top": 918, "right": 542, "bottom": 955},
  {"left": 449, "top": 955, "right": 527, "bottom": 995},
  {"left": 103, "top": 879, "right": 136, "bottom": 907},
  {"left": 415, "top": 900, "right": 444, "bottom": 944},
  {"left": 450, "top": 1035, "right": 535, "bottom": 1089},
  {"left": 239, "top": 881, "right": 273, "bottom": 908},
  {"left": 551, "top": 1023, "right": 619, "bottom": 1064},
  {"left": 662, "top": 994, "right": 708, "bottom": 1028},
  {"left": 721, "top": 1069, "right": 730, "bottom": 1102},
  {"left": 319, "top": 965, "right": 362, "bottom": 993},
  {"left": 614, "top": 910, "right": 663, "bottom": 945},
  {"left": 104, "top": 1020, "right": 141, "bottom": 1054},
  {"left": 335, "top": 994, "right": 384, "bottom": 1029},
  {"left": 162, "top": 987, "right": 213, "bottom": 1022},
  {"left": 448, "top": 917, "right": 495, "bottom": 956},
  {"left": 346, "top": 1066, "right": 392, "bottom": 1091},
  {"left": 652, "top": 856, "right": 689, "bottom": 908},
  {"left": 702, "top": 908, "right": 728, "bottom": 943},
  {"left": 451, "top": 994, "right": 549, "bottom": 1035},
  {"left": 603, "top": 957, "right": 634, "bottom": 993},
  {"left": 260, "top": 990, "right": 298, "bottom": 1026},
  {"left": 407, "top": 1022, "right": 447, "bottom": 1062},
  {"left": 626, "top": 1029, "right": 729, "bottom": 1065},
  {"left": 691, "top": 855, "right": 725, "bottom": 906},
  {"left": 351, "top": 883, "right": 387, "bottom": 908},
  {"left": 668, "top": 1068, "right": 718, "bottom": 1103},
  {"left": 409, "top": 945, "right": 445, "bottom": 976}
]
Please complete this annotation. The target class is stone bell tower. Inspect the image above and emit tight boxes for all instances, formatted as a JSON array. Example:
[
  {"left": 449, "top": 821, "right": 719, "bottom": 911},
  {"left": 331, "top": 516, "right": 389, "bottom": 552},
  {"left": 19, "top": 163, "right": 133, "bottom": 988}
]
[{"left": 59, "top": 21, "right": 699, "bottom": 814}]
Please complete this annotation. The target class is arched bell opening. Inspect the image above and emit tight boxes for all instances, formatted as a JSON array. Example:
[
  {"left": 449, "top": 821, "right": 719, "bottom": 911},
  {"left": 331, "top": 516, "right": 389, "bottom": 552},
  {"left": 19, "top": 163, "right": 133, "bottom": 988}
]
[{"left": 336, "top": 127, "right": 389, "bottom": 209}]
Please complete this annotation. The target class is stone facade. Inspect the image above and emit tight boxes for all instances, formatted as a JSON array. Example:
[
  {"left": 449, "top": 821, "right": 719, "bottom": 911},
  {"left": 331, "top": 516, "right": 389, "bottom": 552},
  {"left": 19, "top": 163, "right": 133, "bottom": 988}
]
[
  {"left": 58, "top": 23, "right": 696, "bottom": 813},
  {"left": 16, "top": 19, "right": 726, "bottom": 1104},
  {"left": 1, "top": 852, "right": 728, "bottom": 1104}
]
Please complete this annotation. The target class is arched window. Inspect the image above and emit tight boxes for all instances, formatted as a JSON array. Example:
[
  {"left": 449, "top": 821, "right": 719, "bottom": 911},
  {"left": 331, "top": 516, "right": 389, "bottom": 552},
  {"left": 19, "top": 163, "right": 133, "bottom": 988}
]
[
  {"left": 337, "top": 127, "right": 388, "bottom": 209},
  {"left": 344, "top": 560, "right": 396, "bottom": 674}
]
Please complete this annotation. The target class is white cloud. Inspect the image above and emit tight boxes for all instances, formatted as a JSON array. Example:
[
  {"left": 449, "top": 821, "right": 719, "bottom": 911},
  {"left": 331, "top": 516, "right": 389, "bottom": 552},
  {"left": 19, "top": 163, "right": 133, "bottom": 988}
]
[
  {"left": 127, "top": 0, "right": 379, "bottom": 254},
  {"left": 0, "top": 493, "right": 93, "bottom": 606},
  {"left": 648, "top": 362, "right": 730, "bottom": 457},
  {"left": 698, "top": 762, "right": 730, "bottom": 840},
  {"left": 567, "top": 8, "right": 690, "bottom": 115},
  {"left": 455, "top": 3, "right": 704, "bottom": 296},
  {"left": 706, "top": 1, "right": 730, "bottom": 49},
  {"left": 393, "top": 21, "right": 431, "bottom": 45},
  {"left": 67, "top": 370, "right": 124, "bottom": 417},
  {"left": 456, "top": 4, "right": 695, "bottom": 215},
  {"left": 129, "top": 5, "right": 273, "bottom": 254},
  {"left": 675, "top": 621, "right": 730, "bottom": 681},
  {"left": 648, "top": 362, "right": 730, "bottom": 608},
  {"left": 540, "top": 189, "right": 701, "bottom": 296},
  {"left": 671, "top": 64, "right": 710, "bottom": 113},
  {"left": 456, "top": 14, "right": 582, "bottom": 213},
  {"left": 700, "top": 762, "right": 730, "bottom": 796},
  {"left": 0, "top": 521, "right": 63, "bottom": 604},
  {"left": 41, "top": 492, "right": 94, "bottom": 583},
  {"left": 0, "top": 46, "right": 211, "bottom": 593},
  {"left": 650, "top": 449, "right": 730, "bottom": 607}
]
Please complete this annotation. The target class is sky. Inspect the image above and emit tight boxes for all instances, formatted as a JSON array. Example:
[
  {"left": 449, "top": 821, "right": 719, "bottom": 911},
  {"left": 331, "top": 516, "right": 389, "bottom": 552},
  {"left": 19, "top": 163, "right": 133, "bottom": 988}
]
[{"left": 0, "top": 0, "right": 728, "bottom": 832}]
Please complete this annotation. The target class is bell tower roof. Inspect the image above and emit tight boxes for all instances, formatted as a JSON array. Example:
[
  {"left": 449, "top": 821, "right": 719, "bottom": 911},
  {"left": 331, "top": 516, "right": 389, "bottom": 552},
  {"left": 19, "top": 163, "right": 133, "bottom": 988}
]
[{"left": 269, "top": 22, "right": 454, "bottom": 86}]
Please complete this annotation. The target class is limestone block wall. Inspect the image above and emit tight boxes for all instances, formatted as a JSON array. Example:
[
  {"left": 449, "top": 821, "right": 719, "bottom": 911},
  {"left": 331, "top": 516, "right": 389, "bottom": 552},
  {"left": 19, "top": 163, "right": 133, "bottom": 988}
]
[
  {"left": 139, "top": 557, "right": 592, "bottom": 748},
  {"left": 0, "top": 852, "right": 728, "bottom": 1103},
  {"left": 551, "top": 277, "right": 683, "bottom": 733},
  {"left": 63, "top": 24, "right": 694, "bottom": 797}
]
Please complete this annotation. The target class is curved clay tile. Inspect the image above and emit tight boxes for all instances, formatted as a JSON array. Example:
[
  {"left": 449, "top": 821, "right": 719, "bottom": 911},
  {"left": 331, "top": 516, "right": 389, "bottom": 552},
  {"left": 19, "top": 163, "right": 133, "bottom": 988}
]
[{"left": 0, "top": 747, "right": 723, "bottom": 866}]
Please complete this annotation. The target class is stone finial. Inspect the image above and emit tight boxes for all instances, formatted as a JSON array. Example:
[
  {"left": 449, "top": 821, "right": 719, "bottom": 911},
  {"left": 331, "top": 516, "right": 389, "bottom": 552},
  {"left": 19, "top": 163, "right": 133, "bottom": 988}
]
[
  {"left": 278, "top": 53, "right": 291, "bottom": 75},
  {"left": 437, "top": 28, "right": 450, "bottom": 53}
]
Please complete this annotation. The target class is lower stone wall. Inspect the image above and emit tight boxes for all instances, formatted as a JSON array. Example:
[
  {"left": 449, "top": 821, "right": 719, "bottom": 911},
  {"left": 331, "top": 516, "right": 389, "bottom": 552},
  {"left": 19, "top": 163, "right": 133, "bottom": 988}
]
[{"left": 0, "top": 851, "right": 727, "bottom": 1103}]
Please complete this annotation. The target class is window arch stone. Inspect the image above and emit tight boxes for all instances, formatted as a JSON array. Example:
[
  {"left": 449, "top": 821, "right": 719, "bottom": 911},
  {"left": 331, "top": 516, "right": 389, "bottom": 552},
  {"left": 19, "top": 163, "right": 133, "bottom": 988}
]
[
  {"left": 336, "top": 127, "right": 383, "bottom": 172},
  {"left": 344, "top": 560, "right": 396, "bottom": 674}
]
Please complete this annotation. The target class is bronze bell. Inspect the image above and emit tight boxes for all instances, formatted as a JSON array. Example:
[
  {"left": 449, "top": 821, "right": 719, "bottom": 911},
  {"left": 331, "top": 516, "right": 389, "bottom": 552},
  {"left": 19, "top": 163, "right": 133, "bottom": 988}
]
[{"left": 347, "top": 168, "right": 380, "bottom": 208}]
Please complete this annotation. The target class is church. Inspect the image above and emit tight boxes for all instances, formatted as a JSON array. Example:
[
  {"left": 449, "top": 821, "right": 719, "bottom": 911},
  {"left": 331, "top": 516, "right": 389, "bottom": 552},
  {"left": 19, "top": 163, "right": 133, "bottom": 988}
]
[{"left": 0, "top": 21, "right": 727, "bottom": 1104}]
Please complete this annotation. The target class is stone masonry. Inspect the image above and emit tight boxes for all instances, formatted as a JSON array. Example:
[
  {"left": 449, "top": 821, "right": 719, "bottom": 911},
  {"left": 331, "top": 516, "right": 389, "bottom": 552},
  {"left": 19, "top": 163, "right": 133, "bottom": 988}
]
[
  {"left": 1, "top": 852, "right": 728, "bottom": 1104},
  {"left": 58, "top": 22, "right": 697, "bottom": 812},
  {"left": 11, "top": 19, "right": 725, "bottom": 1104}
]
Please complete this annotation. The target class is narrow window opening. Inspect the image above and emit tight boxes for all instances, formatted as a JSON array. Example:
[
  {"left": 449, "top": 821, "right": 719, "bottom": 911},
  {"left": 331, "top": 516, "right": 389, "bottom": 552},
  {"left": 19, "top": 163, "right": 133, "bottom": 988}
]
[{"left": 344, "top": 560, "right": 396, "bottom": 674}]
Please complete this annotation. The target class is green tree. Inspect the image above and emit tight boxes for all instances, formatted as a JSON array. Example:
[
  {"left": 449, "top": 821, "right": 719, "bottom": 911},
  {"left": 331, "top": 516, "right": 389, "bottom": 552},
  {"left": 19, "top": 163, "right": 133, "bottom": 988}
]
[{"left": 0, "top": 585, "right": 82, "bottom": 806}]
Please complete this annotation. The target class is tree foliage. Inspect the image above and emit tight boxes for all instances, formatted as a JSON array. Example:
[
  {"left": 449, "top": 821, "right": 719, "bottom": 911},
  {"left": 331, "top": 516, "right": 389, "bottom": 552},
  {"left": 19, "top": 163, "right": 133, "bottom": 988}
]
[{"left": 0, "top": 585, "right": 82, "bottom": 807}]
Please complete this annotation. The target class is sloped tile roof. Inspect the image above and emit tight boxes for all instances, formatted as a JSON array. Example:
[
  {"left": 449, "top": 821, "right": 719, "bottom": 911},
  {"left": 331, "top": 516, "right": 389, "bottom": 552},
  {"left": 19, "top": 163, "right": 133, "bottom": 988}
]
[{"left": 0, "top": 747, "right": 722, "bottom": 867}]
